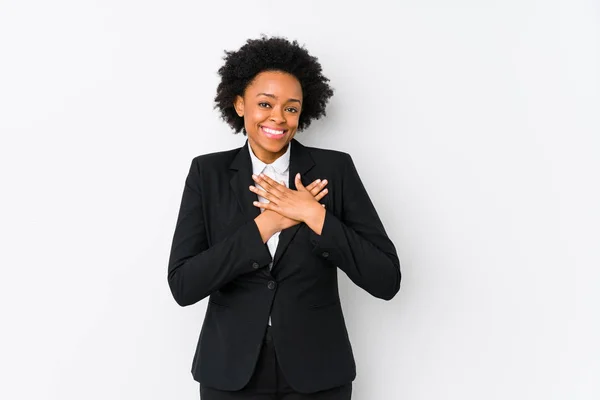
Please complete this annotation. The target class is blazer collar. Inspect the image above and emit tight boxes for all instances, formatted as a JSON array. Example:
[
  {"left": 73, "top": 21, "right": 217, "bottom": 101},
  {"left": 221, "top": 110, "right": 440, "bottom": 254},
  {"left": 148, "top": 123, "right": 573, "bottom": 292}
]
[
  {"left": 247, "top": 140, "right": 292, "bottom": 176},
  {"left": 229, "top": 138, "right": 316, "bottom": 267},
  {"left": 229, "top": 138, "right": 315, "bottom": 204}
]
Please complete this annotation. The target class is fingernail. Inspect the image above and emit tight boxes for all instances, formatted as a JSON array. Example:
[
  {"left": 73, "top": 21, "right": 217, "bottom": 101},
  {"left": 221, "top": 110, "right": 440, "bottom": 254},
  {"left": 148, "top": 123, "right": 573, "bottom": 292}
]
[
  {"left": 296, "top": 173, "right": 300, "bottom": 178},
  {"left": 323, "top": 179, "right": 328, "bottom": 184},
  {"left": 316, "top": 179, "right": 321, "bottom": 183},
  {"left": 252, "top": 174, "right": 257, "bottom": 179}
]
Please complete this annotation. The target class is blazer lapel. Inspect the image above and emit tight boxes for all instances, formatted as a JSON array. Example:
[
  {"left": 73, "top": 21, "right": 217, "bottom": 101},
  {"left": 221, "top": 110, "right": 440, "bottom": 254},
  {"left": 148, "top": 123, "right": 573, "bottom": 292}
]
[
  {"left": 229, "top": 140, "right": 261, "bottom": 221},
  {"left": 272, "top": 139, "right": 315, "bottom": 268}
]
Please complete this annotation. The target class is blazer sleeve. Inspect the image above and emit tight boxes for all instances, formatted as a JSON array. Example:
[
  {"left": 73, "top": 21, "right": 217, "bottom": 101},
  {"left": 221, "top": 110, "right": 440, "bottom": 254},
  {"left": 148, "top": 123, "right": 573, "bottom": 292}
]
[
  {"left": 167, "top": 157, "right": 272, "bottom": 307},
  {"left": 309, "top": 154, "right": 401, "bottom": 300}
]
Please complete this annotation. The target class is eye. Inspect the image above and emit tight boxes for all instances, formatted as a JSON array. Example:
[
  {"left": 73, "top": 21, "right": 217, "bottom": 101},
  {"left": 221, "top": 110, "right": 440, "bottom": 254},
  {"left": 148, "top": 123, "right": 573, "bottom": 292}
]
[
  {"left": 286, "top": 107, "right": 299, "bottom": 113},
  {"left": 258, "top": 102, "right": 271, "bottom": 108}
]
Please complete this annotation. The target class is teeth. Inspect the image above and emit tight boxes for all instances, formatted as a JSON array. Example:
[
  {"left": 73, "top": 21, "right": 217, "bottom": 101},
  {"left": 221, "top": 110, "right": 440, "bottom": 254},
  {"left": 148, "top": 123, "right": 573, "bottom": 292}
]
[{"left": 262, "top": 127, "right": 284, "bottom": 135}]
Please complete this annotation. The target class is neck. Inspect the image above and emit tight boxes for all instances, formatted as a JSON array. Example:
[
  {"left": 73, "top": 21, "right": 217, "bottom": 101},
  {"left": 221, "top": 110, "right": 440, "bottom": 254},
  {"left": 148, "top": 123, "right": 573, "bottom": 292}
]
[{"left": 249, "top": 140, "right": 289, "bottom": 164}]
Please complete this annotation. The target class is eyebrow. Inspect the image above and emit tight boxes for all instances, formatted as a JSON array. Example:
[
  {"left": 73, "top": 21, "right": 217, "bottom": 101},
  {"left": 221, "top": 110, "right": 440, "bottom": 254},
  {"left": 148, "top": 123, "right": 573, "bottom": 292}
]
[{"left": 256, "top": 93, "right": 301, "bottom": 104}]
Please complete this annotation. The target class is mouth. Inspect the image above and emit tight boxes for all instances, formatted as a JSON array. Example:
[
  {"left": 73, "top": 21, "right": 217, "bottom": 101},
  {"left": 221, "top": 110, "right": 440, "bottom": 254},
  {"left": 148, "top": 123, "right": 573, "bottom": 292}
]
[{"left": 260, "top": 125, "right": 288, "bottom": 140}]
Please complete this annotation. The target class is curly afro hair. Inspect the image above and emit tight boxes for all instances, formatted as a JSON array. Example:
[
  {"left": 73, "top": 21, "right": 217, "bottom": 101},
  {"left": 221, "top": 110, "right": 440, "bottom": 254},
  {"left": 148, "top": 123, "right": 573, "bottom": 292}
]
[{"left": 214, "top": 36, "right": 334, "bottom": 134}]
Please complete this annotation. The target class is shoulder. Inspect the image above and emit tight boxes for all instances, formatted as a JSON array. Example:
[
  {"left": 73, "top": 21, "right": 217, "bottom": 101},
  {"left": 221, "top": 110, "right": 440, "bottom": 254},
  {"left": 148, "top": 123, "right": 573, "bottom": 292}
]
[
  {"left": 191, "top": 147, "right": 241, "bottom": 170},
  {"left": 302, "top": 144, "right": 353, "bottom": 166},
  {"left": 297, "top": 142, "right": 365, "bottom": 183}
]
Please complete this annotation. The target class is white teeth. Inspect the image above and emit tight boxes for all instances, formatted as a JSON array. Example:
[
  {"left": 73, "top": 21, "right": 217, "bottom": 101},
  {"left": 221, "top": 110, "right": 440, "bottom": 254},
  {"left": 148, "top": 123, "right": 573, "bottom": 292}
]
[{"left": 262, "top": 127, "right": 284, "bottom": 135}]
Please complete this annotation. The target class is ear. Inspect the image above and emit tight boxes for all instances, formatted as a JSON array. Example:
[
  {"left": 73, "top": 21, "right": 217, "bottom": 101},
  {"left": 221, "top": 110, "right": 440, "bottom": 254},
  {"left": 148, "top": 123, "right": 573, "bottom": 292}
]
[{"left": 233, "top": 95, "right": 244, "bottom": 117}]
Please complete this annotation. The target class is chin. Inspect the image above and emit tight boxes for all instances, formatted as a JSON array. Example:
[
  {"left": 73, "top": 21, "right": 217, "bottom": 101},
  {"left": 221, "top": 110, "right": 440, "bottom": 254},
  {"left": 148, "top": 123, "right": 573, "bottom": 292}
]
[{"left": 262, "top": 140, "right": 288, "bottom": 153}]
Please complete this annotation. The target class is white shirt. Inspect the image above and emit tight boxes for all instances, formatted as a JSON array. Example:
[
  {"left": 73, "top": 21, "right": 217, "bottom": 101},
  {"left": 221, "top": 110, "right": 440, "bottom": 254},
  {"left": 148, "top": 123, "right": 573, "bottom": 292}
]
[
  {"left": 248, "top": 141, "right": 291, "bottom": 325},
  {"left": 248, "top": 141, "right": 291, "bottom": 260}
]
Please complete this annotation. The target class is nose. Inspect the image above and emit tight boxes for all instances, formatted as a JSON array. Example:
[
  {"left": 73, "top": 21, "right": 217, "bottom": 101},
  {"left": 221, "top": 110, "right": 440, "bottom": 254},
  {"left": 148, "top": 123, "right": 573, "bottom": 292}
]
[{"left": 269, "top": 106, "right": 286, "bottom": 124}]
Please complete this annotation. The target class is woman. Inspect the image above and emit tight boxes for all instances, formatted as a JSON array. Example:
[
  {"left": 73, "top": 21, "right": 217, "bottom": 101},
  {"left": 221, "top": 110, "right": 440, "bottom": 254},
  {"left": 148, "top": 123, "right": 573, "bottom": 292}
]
[{"left": 168, "top": 36, "right": 401, "bottom": 400}]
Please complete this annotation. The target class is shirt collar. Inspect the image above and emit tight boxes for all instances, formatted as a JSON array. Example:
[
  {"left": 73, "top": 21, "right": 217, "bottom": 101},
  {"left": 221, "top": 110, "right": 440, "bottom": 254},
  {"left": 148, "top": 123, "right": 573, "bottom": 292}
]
[{"left": 248, "top": 140, "right": 291, "bottom": 176}]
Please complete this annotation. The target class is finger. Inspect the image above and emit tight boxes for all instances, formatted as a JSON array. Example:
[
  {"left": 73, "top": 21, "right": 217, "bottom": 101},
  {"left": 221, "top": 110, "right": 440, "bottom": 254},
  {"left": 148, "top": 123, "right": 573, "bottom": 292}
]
[
  {"left": 307, "top": 180, "right": 323, "bottom": 194},
  {"left": 249, "top": 185, "right": 279, "bottom": 203},
  {"left": 310, "top": 180, "right": 328, "bottom": 197},
  {"left": 314, "top": 188, "right": 329, "bottom": 201},
  {"left": 311, "top": 179, "right": 328, "bottom": 195},
  {"left": 252, "top": 200, "right": 277, "bottom": 212},
  {"left": 295, "top": 173, "right": 307, "bottom": 192},
  {"left": 305, "top": 179, "right": 321, "bottom": 192},
  {"left": 259, "top": 173, "right": 282, "bottom": 189},
  {"left": 253, "top": 174, "right": 286, "bottom": 194}
]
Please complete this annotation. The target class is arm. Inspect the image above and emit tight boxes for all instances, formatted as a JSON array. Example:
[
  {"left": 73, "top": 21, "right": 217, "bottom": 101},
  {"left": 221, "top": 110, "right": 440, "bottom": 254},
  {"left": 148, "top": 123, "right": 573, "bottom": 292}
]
[
  {"left": 308, "top": 154, "right": 401, "bottom": 300},
  {"left": 167, "top": 157, "right": 272, "bottom": 307}
]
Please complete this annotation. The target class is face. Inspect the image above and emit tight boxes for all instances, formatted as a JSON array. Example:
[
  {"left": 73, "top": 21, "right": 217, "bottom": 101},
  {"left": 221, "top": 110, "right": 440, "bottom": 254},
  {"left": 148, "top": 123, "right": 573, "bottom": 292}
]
[{"left": 234, "top": 70, "right": 303, "bottom": 164}]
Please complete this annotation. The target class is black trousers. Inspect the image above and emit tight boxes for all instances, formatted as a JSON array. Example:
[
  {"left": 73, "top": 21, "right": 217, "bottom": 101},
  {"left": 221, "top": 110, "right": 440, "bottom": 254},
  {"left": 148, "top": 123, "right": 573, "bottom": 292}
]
[{"left": 200, "top": 326, "right": 353, "bottom": 399}]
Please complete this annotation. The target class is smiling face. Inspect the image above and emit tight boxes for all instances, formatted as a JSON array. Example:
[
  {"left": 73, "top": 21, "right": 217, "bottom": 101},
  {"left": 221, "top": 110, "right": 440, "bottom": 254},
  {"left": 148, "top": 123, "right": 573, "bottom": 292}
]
[{"left": 234, "top": 70, "right": 303, "bottom": 164}]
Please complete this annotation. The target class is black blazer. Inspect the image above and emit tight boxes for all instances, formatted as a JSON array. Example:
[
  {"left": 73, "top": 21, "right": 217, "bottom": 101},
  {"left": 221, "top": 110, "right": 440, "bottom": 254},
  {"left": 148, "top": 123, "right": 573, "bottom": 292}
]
[{"left": 167, "top": 139, "right": 401, "bottom": 393}]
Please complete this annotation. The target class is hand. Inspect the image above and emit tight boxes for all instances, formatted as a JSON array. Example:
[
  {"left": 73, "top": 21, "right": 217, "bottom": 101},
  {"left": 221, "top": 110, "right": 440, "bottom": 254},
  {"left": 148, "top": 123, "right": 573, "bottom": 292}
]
[
  {"left": 250, "top": 173, "right": 326, "bottom": 223},
  {"left": 269, "top": 177, "right": 329, "bottom": 230},
  {"left": 252, "top": 176, "right": 328, "bottom": 242}
]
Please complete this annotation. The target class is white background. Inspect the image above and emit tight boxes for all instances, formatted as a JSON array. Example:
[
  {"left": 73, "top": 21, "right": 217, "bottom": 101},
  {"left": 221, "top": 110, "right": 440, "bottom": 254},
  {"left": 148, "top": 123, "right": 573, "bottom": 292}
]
[{"left": 1, "top": 1, "right": 599, "bottom": 399}]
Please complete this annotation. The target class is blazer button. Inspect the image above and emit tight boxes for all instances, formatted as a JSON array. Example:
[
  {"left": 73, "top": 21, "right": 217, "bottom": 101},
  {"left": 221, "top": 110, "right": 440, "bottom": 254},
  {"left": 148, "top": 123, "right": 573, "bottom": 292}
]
[
  {"left": 267, "top": 281, "right": 276, "bottom": 290},
  {"left": 252, "top": 262, "right": 260, "bottom": 269},
  {"left": 321, "top": 251, "right": 329, "bottom": 258}
]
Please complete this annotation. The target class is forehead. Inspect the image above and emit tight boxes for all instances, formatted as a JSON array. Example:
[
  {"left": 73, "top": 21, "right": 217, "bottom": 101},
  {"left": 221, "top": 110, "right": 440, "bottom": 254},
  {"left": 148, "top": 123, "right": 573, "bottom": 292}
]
[{"left": 245, "top": 71, "right": 303, "bottom": 99}]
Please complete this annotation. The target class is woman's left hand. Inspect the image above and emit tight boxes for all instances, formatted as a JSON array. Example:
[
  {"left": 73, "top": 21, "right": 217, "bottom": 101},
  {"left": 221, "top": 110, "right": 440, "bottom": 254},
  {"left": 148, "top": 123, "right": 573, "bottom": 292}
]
[{"left": 250, "top": 173, "right": 325, "bottom": 225}]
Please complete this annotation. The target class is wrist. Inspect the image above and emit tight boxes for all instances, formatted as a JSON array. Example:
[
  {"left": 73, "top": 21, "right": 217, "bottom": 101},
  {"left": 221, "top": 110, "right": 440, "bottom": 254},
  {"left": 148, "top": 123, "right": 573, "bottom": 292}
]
[
  {"left": 263, "top": 209, "right": 286, "bottom": 231},
  {"left": 300, "top": 202, "right": 320, "bottom": 223},
  {"left": 255, "top": 212, "right": 280, "bottom": 243},
  {"left": 304, "top": 202, "right": 326, "bottom": 235},
  {"left": 274, "top": 211, "right": 288, "bottom": 231}
]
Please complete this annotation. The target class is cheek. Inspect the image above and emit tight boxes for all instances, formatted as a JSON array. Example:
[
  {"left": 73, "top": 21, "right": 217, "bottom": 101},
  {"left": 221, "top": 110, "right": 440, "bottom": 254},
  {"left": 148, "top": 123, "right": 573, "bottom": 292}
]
[
  {"left": 249, "top": 106, "right": 268, "bottom": 118},
  {"left": 289, "top": 114, "right": 300, "bottom": 128},
  {"left": 243, "top": 110, "right": 264, "bottom": 129},
  {"left": 286, "top": 110, "right": 300, "bottom": 124}
]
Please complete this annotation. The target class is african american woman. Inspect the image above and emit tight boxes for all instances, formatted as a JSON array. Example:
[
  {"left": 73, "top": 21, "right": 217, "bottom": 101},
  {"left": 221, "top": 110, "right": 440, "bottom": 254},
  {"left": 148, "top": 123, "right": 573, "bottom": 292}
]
[{"left": 167, "top": 36, "right": 401, "bottom": 400}]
